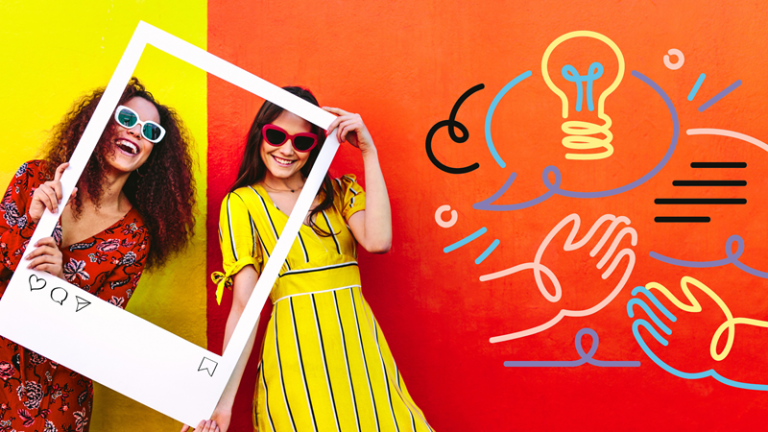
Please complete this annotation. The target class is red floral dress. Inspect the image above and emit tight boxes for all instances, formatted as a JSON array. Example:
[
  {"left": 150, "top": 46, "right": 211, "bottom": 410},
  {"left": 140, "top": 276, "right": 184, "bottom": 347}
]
[{"left": 0, "top": 160, "right": 150, "bottom": 432}]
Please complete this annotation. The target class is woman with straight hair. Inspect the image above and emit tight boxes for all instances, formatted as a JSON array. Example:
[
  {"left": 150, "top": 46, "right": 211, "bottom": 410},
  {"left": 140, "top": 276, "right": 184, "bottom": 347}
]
[{"left": 200, "top": 86, "right": 433, "bottom": 432}]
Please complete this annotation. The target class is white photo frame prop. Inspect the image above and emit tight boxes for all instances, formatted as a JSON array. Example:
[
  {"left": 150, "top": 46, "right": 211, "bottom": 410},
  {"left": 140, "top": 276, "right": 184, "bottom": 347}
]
[{"left": 0, "top": 21, "right": 339, "bottom": 425}]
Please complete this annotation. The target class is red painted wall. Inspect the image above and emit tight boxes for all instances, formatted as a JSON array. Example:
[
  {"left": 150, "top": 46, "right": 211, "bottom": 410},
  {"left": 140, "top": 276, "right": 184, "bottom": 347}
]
[{"left": 208, "top": 2, "right": 768, "bottom": 430}]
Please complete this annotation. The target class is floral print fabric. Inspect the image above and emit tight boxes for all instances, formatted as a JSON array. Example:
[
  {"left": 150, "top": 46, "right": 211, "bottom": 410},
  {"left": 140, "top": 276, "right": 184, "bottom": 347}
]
[{"left": 0, "top": 161, "right": 150, "bottom": 432}]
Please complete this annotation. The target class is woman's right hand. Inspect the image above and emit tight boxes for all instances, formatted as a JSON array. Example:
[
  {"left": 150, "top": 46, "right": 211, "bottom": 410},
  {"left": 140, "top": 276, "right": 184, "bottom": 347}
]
[
  {"left": 180, "top": 406, "right": 230, "bottom": 432},
  {"left": 29, "top": 162, "right": 71, "bottom": 224},
  {"left": 180, "top": 420, "right": 221, "bottom": 432}
]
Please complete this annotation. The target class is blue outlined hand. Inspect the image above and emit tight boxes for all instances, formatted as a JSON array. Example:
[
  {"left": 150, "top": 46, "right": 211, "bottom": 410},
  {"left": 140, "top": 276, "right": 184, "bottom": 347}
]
[{"left": 627, "top": 277, "right": 768, "bottom": 391}]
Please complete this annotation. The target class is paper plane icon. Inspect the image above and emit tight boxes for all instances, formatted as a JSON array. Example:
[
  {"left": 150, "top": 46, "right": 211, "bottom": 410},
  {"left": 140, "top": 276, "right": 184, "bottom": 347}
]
[{"left": 75, "top": 296, "right": 91, "bottom": 312}]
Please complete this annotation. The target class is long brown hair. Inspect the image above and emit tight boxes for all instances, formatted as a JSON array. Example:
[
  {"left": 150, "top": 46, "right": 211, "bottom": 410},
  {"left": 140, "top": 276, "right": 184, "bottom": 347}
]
[
  {"left": 44, "top": 77, "right": 196, "bottom": 270},
  {"left": 231, "top": 86, "right": 335, "bottom": 235}
]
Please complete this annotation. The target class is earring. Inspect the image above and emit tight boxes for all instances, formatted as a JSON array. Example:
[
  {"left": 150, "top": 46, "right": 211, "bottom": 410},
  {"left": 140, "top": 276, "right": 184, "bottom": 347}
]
[{"left": 135, "top": 164, "right": 148, "bottom": 177}]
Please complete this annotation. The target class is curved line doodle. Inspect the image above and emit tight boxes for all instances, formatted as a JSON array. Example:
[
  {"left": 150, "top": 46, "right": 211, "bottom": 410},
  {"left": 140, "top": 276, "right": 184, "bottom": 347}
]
[
  {"left": 474, "top": 70, "right": 680, "bottom": 211},
  {"left": 481, "top": 214, "right": 637, "bottom": 343},
  {"left": 434, "top": 205, "right": 458, "bottom": 228},
  {"left": 687, "top": 128, "right": 768, "bottom": 153},
  {"left": 663, "top": 49, "right": 685, "bottom": 70},
  {"left": 504, "top": 328, "right": 641, "bottom": 367},
  {"left": 485, "top": 71, "right": 533, "bottom": 168},
  {"left": 629, "top": 277, "right": 768, "bottom": 391},
  {"left": 650, "top": 234, "right": 768, "bottom": 279},
  {"left": 426, "top": 83, "right": 485, "bottom": 174}
]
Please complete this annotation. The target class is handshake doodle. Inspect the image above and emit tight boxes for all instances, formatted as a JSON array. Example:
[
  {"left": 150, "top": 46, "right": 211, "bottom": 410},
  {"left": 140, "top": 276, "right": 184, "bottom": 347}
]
[
  {"left": 628, "top": 276, "right": 768, "bottom": 391},
  {"left": 481, "top": 213, "right": 637, "bottom": 343}
]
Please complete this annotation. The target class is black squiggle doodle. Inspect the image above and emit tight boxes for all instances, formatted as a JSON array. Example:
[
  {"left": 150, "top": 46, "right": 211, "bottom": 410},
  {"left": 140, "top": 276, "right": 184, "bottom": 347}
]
[{"left": 426, "top": 84, "right": 484, "bottom": 174}]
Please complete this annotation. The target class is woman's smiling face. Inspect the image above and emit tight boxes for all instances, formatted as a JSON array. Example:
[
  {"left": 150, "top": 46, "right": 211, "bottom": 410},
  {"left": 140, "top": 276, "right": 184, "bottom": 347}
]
[
  {"left": 107, "top": 96, "right": 160, "bottom": 174},
  {"left": 260, "top": 110, "right": 313, "bottom": 181}
]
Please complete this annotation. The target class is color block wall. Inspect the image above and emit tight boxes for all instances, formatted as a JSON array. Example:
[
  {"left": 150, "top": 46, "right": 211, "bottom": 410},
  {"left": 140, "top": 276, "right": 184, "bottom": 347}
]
[{"left": 4, "top": 1, "right": 768, "bottom": 431}]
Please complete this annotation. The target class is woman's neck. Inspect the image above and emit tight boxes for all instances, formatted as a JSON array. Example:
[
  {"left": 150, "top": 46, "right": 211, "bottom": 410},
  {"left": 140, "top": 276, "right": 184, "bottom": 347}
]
[
  {"left": 84, "top": 168, "right": 131, "bottom": 213},
  {"left": 262, "top": 172, "right": 305, "bottom": 192}
]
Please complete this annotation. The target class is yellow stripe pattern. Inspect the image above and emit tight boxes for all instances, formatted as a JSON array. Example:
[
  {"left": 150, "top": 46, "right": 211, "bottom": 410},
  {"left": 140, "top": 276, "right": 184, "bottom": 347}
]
[{"left": 216, "top": 176, "right": 433, "bottom": 431}]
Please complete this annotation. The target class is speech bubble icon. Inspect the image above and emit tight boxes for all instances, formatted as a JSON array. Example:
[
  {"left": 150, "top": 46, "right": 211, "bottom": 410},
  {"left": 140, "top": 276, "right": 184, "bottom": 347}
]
[
  {"left": 50, "top": 287, "right": 68, "bottom": 305},
  {"left": 28, "top": 274, "right": 46, "bottom": 291}
]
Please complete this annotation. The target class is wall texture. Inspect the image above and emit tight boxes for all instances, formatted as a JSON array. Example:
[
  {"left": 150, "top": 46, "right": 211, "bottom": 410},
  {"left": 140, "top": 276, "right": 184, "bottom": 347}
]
[{"left": 3, "top": 1, "right": 768, "bottom": 431}]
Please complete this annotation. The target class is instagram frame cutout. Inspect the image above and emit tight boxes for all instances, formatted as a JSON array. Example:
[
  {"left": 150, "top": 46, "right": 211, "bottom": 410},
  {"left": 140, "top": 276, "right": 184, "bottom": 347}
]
[{"left": 0, "top": 21, "right": 340, "bottom": 425}]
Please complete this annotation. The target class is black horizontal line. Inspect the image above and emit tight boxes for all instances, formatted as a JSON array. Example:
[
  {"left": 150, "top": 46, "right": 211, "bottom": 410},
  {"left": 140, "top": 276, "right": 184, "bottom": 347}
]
[
  {"left": 691, "top": 162, "right": 747, "bottom": 168},
  {"left": 655, "top": 217, "right": 711, "bottom": 223},
  {"left": 655, "top": 198, "right": 746, "bottom": 205},
  {"left": 673, "top": 180, "right": 747, "bottom": 186}
]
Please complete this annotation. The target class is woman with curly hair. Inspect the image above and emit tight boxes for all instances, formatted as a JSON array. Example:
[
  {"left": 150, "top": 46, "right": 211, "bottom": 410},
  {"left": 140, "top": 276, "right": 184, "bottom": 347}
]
[
  {"left": 199, "top": 87, "right": 433, "bottom": 432},
  {"left": 0, "top": 77, "right": 196, "bottom": 431}
]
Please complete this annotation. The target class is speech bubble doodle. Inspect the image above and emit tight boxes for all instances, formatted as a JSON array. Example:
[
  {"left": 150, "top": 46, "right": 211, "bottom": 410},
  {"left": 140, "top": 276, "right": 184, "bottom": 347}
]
[
  {"left": 50, "top": 287, "right": 68, "bottom": 306},
  {"left": 28, "top": 274, "right": 46, "bottom": 291}
]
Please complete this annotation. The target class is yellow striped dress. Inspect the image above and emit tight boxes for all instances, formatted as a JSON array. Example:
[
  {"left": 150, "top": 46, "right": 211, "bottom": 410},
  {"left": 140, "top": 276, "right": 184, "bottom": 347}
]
[{"left": 216, "top": 175, "right": 434, "bottom": 432}]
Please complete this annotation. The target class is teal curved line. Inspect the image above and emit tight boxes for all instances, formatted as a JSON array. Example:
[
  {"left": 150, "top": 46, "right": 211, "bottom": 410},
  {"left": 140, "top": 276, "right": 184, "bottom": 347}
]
[
  {"left": 484, "top": 70, "right": 533, "bottom": 168},
  {"left": 630, "top": 286, "right": 677, "bottom": 322},
  {"left": 627, "top": 299, "right": 672, "bottom": 335},
  {"left": 632, "top": 320, "right": 768, "bottom": 391}
]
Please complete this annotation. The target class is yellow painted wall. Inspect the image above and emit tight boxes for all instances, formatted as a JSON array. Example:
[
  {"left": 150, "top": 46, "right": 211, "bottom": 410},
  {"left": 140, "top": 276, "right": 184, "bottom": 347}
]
[{"left": 0, "top": 1, "right": 207, "bottom": 430}]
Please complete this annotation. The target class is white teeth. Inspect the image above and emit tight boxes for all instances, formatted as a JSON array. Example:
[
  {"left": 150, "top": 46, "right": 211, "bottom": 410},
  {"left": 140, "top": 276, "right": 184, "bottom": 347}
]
[
  {"left": 274, "top": 156, "right": 294, "bottom": 165},
  {"left": 116, "top": 139, "right": 138, "bottom": 155}
]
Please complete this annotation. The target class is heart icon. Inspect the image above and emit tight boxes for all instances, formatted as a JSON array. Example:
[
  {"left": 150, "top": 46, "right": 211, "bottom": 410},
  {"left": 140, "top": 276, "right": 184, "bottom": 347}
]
[{"left": 29, "top": 274, "right": 47, "bottom": 291}]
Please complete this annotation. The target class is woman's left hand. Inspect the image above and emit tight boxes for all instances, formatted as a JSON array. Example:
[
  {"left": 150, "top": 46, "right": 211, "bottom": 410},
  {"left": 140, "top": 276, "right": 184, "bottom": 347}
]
[{"left": 323, "top": 107, "right": 375, "bottom": 153}]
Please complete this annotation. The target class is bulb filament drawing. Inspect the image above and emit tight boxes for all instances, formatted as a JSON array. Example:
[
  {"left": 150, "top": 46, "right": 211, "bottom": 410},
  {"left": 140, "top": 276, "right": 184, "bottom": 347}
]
[{"left": 542, "top": 31, "right": 625, "bottom": 160}]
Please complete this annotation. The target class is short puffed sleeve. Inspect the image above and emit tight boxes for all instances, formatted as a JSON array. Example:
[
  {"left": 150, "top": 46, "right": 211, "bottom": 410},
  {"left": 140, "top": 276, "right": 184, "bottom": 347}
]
[
  {"left": 212, "top": 191, "right": 263, "bottom": 304},
  {"left": 332, "top": 174, "right": 366, "bottom": 223}
]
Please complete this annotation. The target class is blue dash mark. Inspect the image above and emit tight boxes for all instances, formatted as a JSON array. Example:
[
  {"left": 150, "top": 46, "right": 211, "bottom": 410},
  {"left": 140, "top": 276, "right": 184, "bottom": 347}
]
[
  {"left": 443, "top": 227, "right": 487, "bottom": 253},
  {"left": 687, "top": 73, "right": 706, "bottom": 101},
  {"left": 475, "top": 239, "right": 500, "bottom": 264}
]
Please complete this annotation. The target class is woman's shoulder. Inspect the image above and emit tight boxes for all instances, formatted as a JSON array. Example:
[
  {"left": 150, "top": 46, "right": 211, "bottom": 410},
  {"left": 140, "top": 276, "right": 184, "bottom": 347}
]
[
  {"left": 332, "top": 174, "right": 363, "bottom": 194},
  {"left": 16, "top": 159, "right": 53, "bottom": 180},
  {"left": 227, "top": 184, "right": 262, "bottom": 202},
  {"left": 7, "top": 160, "right": 52, "bottom": 194}
]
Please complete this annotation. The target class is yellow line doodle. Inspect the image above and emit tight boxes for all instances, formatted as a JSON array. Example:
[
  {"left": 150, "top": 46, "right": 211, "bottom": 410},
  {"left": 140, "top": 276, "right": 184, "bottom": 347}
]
[
  {"left": 646, "top": 276, "right": 768, "bottom": 361},
  {"left": 541, "top": 31, "right": 625, "bottom": 160}
]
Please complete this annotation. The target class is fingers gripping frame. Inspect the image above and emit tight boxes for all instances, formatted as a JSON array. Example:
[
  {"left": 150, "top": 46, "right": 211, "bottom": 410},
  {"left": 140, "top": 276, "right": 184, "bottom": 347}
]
[{"left": 0, "top": 21, "right": 340, "bottom": 425}]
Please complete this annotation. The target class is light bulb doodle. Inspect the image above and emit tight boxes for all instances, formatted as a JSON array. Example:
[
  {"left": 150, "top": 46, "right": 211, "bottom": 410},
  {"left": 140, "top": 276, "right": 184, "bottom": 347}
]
[
  {"left": 628, "top": 278, "right": 768, "bottom": 391},
  {"left": 541, "top": 31, "right": 625, "bottom": 160},
  {"left": 476, "top": 70, "right": 678, "bottom": 211}
]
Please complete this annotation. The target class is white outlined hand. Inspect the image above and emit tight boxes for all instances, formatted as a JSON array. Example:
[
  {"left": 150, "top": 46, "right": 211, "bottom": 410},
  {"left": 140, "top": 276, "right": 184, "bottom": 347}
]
[{"left": 481, "top": 213, "right": 637, "bottom": 342}]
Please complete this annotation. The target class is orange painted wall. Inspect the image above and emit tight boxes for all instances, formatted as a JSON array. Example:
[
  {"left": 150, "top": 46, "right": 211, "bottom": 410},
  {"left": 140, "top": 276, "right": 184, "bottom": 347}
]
[{"left": 206, "top": 1, "right": 768, "bottom": 430}]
